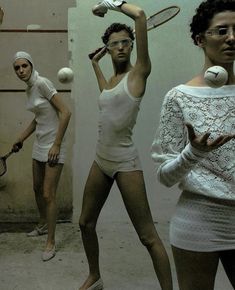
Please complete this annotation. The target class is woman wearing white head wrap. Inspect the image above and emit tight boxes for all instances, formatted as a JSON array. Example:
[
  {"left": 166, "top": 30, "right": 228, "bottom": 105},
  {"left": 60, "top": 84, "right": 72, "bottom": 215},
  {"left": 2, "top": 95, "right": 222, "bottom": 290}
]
[{"left": 12, "top": 51, "right": 71, "bottom": 261}]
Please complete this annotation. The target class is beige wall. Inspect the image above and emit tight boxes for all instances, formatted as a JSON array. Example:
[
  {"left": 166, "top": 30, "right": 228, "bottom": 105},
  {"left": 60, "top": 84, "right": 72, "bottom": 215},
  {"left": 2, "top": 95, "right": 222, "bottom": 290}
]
[{"left": 0, "top": 0, "right": 75, "bottom": 222}]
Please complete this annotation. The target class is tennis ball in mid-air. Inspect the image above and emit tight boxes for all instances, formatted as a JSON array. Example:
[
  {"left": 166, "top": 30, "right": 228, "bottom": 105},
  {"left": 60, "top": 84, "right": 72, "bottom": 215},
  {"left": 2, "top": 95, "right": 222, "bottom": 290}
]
[
  {"left": 204, "top": 66, "right": 228, "bottom": 88},
  {"left": 57, "top": 67, "right": 74, "bottom": 83}
]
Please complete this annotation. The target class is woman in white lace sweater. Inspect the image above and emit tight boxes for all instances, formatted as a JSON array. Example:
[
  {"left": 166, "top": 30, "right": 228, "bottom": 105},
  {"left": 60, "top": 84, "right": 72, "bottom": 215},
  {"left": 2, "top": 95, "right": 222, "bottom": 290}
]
[{"left": 151, "top": 0, "right": 235, "bottom": 289}]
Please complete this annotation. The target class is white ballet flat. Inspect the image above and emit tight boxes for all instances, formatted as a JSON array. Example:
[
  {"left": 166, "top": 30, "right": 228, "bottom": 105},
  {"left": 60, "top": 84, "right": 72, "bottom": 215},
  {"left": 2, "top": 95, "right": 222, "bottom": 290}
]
[
  {"left": 42, "top": 245, "right": 56, "bottom": 262},
  {"left": 87, "top": 278, "right": 103, "bottom": 290}
]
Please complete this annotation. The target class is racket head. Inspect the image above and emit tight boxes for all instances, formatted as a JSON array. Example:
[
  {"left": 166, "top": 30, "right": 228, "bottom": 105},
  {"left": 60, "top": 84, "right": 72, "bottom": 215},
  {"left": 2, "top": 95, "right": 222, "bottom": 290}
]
[
  {"left": 0, "top": 150, "right": 15, "bottom": 177},
  {"left": 0, "top": 157, "right": 7, "bottom": 176},
  {"left": 146, "top": 6, "right": 180, "bottom": 31}
]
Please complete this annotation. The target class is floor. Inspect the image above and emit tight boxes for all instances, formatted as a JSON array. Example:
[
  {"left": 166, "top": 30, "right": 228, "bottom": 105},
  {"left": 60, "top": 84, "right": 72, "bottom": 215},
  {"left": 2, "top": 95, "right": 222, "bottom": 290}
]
[{"left": 0, "top": 221, "right": 233, "bottom": 290}]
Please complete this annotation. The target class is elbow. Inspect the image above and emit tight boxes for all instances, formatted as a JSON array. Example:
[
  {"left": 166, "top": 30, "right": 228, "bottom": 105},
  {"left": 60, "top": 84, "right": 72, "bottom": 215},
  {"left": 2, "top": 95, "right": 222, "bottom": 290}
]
[
  {"left": 65, "top": 109, "right": 72, "bottom": 120},
  {"left": 157, "top": 172, "right": 176, "bottom": 188},
  {"left": 159, "top": 178, "right": 175, "bottom": 188},
  {"left": 135, "top": 8, "right": 146, "bottom": 20}
]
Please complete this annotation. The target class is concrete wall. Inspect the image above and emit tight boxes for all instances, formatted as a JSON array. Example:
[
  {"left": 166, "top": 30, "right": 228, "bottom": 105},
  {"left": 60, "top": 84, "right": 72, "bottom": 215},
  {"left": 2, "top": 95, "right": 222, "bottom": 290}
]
[
  {"left": 0, "top": 0, "right": 75, "bottom": 222},
  {"left": 70, "top": 0, "right": 203, "bottom": 224}
]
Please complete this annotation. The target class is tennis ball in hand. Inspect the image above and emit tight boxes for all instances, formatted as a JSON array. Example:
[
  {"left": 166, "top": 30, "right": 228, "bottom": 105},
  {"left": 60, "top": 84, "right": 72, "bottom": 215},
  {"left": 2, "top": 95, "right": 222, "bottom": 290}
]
[
  {"left": 57, "top": 67, "right": 74, "bottom": 83},
  {"left": 204, "top": 66, "right": 228, "bottom": 88}
]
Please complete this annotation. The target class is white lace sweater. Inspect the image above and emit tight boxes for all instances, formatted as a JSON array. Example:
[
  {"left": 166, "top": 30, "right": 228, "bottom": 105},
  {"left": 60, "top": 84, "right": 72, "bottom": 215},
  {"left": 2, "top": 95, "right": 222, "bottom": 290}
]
[{"left": 151, "top": 84, "right": 235, "bottom": 200}]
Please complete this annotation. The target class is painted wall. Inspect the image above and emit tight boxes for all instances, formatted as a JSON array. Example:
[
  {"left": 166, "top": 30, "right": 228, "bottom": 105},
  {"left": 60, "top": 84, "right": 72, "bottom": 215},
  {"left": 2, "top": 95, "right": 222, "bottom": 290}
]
[
  {"left": 70, "top": 0, "right": 204, "bottom": 225},
  {"left": 0, "top": 0, "right": 75, "bottom": 222}
]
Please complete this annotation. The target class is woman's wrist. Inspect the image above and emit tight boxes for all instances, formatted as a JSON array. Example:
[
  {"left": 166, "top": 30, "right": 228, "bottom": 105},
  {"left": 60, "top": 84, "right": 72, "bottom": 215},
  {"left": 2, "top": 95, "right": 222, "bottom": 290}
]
[{"left": 100, "top": 0, "right": 127, "bottom": 11}]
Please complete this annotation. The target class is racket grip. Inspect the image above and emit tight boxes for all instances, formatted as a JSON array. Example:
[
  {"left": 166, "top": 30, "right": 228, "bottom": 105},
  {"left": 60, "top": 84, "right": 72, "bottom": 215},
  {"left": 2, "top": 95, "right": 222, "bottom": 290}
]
[
  {"left": 88, "top": 52, "right": 97, "bottom": 60},
  {"left": 15, "top": 141, "right": 23, "bottom": 149},
  {"left": 12, "top": 141, "right": 23, "bottom": 152},
  {"left": 88, "top": 46, "right": 105, "bottom": 60}
]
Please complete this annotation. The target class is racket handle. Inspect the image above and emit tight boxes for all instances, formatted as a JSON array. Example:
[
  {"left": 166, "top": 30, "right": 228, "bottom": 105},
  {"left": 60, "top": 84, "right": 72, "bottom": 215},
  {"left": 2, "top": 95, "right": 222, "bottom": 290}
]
[
  {"left": 4, "top": 150, "right": 14, "bottom": 159},
  {"left": 88, "top": 52, "right": 96, "bottom": 60},
  {"left": 11, "top": 141, "right": 23, "bottom": 153},
  {"left": 88, "top": 46, "right": 105, "bottom": 60},
  {"left": 15, "top": 141, "right": 23, "bottom": 149}
]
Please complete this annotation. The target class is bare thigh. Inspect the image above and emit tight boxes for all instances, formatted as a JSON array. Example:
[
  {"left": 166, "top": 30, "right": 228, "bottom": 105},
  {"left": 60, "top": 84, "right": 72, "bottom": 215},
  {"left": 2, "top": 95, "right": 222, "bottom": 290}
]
[
  {"left": 172, "top": 246, "right": 220, "bottom": 290},
  {"left": 115, "top": 170, "right": 158, "bottom": 240},
  {"left": 220, "top": 249, "right": 235, "bottom": 288},
  {"left": 79, "top": 161, "right": 114, "bottom": 225},
  {"left": 32, "top": 159, "right": 45, "bottom": 192},
  {"left": 43, "top": 163, "right": 63, "bottom": 198}
]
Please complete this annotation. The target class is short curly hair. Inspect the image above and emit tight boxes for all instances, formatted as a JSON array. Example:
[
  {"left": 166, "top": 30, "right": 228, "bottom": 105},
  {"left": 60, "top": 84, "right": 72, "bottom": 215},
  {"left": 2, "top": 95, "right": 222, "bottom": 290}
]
[
  {"left": 101, "top": 22, "right": 135, "bottom": 45},
  {"left": 190, "top": 0, "right": 235, "bottom": 45}
]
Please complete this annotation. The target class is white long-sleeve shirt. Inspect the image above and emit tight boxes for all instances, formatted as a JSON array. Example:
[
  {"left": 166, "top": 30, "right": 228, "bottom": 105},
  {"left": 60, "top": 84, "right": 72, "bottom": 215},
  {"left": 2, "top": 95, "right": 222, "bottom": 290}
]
[{"left": 151, "top": 84, "right": 235, "bottom": 200}]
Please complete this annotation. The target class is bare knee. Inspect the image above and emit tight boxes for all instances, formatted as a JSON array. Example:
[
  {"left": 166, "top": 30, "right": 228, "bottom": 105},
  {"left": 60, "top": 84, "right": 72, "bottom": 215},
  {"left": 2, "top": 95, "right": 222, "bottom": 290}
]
[
  {"left": 139, "top": 233, "right": 159, "bottom": 249},
  {"left": 79, "top": 217, "right": 96, "bottom": 234},
  {"left": 43, "top": 191, "right": 56, "bottom": 204},
  {"left": 33, "top": 184, "right": 43, "bottom": 196}
]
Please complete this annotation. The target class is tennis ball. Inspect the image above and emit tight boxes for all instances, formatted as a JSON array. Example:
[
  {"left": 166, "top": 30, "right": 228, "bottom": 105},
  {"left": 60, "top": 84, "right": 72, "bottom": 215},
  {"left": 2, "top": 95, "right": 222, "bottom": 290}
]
[
  {"left": 204, "top": 66, "right": 228, "bottom": 88},
  {"left": 57, "top": 67, "right": 74, "bottom": 83}
]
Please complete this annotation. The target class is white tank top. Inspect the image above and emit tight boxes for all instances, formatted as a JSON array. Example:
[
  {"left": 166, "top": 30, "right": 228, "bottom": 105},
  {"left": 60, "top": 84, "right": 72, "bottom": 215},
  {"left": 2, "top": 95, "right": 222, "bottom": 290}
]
[{"left": 96, "top": 72, "right": 142, "bottom": 161}]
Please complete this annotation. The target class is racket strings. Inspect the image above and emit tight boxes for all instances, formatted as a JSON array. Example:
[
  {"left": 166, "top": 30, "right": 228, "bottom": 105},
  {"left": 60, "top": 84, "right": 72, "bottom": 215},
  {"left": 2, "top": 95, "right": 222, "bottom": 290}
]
[
  {"left": 147, "top": 7, "right": 179, "bottom": 29},
  {"left": 0, "top": 158, "right": 6, "bottom": 176}
]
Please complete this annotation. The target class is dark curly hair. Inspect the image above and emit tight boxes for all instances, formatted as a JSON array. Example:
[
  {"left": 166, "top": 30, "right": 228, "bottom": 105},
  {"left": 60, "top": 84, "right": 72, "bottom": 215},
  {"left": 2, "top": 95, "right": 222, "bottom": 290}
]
[
  {"left": 190, "top": 0, "right": 235, "bottom": 45},
  {"left": 101, "top": 22, "right": 135, "bottom": 45}
]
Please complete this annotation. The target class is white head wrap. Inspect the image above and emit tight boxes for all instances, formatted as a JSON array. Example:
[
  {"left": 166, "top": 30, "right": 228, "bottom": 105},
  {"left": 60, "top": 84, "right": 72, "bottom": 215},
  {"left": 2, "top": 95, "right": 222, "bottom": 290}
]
[{"left": 13, "top": 51, "right": 38, "bottom": 86}]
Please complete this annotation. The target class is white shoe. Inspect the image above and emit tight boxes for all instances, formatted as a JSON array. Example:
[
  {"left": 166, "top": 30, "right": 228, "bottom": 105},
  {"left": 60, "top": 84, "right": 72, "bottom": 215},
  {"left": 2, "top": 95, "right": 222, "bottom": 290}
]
[
  {"left": 27, "top": 224, "right": 48, "bottom": 237},
  {"left": 42, "top": 245, "right": 56, "bottom": 262},
  {"left": 87, "top": 278, "right": 103, "bottom": 290}
]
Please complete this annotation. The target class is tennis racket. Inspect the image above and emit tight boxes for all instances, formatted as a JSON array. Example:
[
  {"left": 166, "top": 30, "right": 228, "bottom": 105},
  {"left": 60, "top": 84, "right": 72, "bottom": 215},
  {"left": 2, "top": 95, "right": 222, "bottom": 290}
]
[
  {"left": 145, "top": 5, "right": 180, "bottom": 32},
  {"left": 88, "top": 5, "right": 180, "bottom": 59},
  {"left": 0, "top": 142, "right": 23, "bottom": 177}
]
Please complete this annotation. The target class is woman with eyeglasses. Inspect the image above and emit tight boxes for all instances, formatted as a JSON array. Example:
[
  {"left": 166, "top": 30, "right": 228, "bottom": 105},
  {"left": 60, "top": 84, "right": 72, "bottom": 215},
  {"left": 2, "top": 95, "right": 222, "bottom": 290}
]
[
  {"left": 151, "top": 0, "right": 235, "bottom": 289},
  {"left": 78, "top": 1, "right": 172, "bottom": 290}
]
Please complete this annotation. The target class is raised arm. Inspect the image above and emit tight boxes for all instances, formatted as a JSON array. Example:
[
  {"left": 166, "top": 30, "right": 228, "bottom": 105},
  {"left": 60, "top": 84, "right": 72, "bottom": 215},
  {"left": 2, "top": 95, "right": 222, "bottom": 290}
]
[
  {"left": 120, "top": 3, "right": 151, "bottom": 77},
  {"left": 92, "top": 1, "right": 151, "bottom": 97},
  {"left": 90, "top": 46, "right": 108, "bottom": 92}
]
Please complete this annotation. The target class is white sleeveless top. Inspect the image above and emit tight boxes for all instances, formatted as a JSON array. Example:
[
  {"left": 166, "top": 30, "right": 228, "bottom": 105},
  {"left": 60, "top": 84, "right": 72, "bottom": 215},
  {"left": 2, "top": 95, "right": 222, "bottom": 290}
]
[{"left": 96, "top": 72, "right": 142, "bottom": 161}]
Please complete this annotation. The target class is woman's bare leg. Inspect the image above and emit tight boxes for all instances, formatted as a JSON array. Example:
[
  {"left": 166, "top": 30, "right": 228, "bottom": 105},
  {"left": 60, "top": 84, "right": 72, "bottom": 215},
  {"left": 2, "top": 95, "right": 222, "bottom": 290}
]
[
  {"left": 32, "top": 160, "right": 47, "bottom": 225},
  {"left": 116, "top": 170, "right": 173, "bottom": 290},
  {"left": 220, "top": 250, "right": 235, "bottom": 288},
  {"left": 172, "top": 246, "right": 219, "bottom": 290},
  {"left": 79, "top": 161, "right": 114, "bottom": 290},
  {"left": 43, "top": 163, "right": 63, "bottom": 250}
]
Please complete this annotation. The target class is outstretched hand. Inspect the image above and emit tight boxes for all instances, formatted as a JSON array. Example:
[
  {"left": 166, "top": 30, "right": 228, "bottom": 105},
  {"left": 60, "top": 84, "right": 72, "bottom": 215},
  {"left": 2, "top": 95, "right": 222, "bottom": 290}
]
[{"left": 185, "top": 123, "right": 235, "bottom": 152}]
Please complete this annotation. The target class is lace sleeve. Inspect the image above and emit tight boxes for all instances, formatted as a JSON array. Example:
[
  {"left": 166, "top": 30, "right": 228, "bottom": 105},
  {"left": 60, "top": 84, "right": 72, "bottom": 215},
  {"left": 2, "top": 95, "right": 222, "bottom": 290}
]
[{"left": 151, "top": 88, "right": 208, "bottom": 187}]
